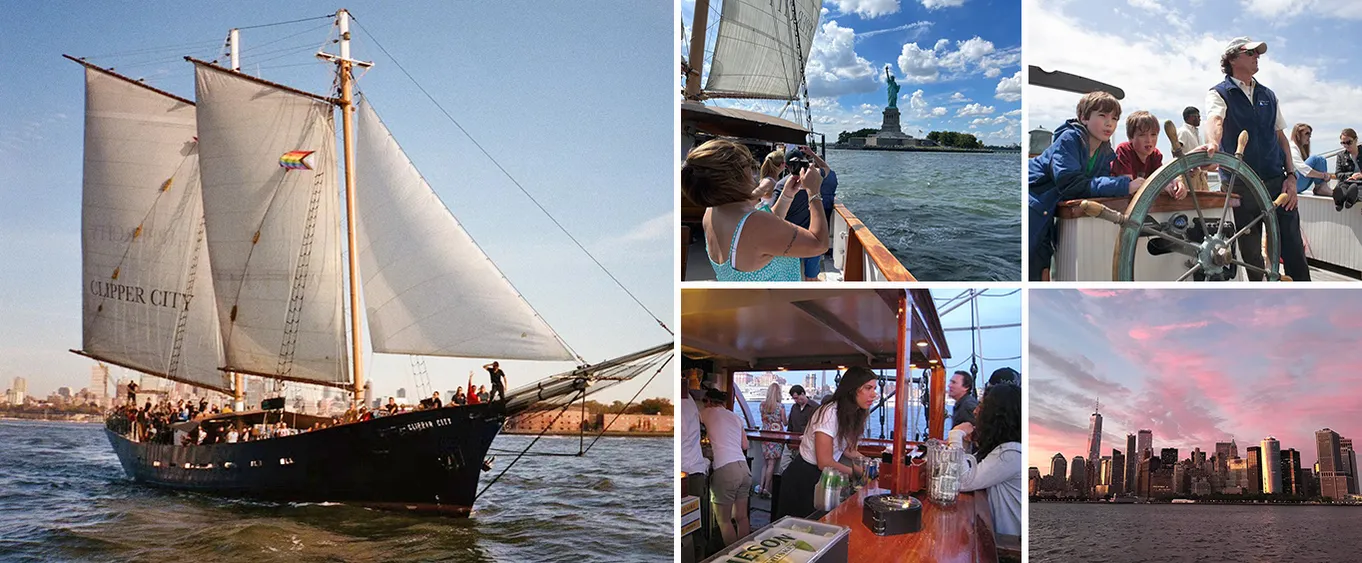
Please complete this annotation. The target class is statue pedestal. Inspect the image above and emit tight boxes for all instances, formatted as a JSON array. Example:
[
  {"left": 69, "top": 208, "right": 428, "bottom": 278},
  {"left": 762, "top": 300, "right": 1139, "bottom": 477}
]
[{"left": 881, "top": 107, "right": 903, "bottom": 135}]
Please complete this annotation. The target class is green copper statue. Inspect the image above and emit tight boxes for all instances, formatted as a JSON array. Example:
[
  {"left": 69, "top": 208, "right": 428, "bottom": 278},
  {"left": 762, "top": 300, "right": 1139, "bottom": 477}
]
[{"left": 885, "top": 65, "right": 900, "bottom": 109}]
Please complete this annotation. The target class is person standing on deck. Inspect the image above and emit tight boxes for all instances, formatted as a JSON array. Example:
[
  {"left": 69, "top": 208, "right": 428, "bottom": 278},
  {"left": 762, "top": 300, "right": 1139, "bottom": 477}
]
[
  {"left": 1178, "top": 106, "right": 1203, "bottom": 162},
  {"left": 1197, "top": 37, "right": 1309, "bottom": 281},
  {"left": 680, "top": 383, "right": 711, "bottom": 560},
  {"left": 483, "top": 361, "right": 507, "bottom": 402},
  {"left": 774, "top": 145, "right": 839, "bottom": 281},
  {"left": 698, "top": 388, "right": 751, "bottom": 548},
  {"left": 949, "top": 370, "right": 979, "bottom": 430},
  {"left": 778, "top": 385, "right": 819, "bottom": 474}
]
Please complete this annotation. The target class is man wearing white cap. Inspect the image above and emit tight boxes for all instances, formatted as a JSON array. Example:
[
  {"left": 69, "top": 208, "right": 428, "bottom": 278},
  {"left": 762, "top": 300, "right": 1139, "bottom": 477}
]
[{"left": 1198, "top": 37, "right": 1309, "bottom": 281}]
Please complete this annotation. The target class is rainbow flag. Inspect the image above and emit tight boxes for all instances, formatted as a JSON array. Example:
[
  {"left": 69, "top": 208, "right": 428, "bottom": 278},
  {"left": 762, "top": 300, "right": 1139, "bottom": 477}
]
[{"left": 278, "top": 150, "right": 314, "bottom": 170}]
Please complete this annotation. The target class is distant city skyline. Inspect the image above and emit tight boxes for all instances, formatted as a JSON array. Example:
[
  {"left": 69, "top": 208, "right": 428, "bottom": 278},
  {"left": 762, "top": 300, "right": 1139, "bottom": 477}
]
[{"left": 1029, "top": 290, "right": 1362, "bottom": 470}]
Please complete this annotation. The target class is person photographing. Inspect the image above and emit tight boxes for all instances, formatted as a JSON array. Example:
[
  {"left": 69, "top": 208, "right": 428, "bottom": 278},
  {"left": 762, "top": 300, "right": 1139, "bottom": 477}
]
[{"left": 681, "top": 139, "right": 829, "bottom": 282}]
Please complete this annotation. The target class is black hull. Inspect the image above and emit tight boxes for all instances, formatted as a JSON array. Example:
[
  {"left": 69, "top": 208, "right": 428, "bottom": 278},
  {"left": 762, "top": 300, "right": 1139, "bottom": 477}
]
[{"left": 106, "top": 404, "right": 507, "bottom": 515}]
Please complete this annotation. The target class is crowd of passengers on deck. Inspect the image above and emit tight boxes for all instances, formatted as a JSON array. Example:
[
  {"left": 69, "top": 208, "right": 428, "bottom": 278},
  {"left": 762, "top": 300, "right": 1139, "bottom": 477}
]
[{"left": 106, "top": 386, "right": 492, "bottom": 446}]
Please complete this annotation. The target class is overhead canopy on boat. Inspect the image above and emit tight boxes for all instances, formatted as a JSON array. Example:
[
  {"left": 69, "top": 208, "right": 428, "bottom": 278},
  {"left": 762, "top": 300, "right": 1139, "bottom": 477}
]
[
  {"left": 680, "top": 289, "right": 949, "bottom": 370},
  {"left": 681, "top": 101, "right": 809, "bottom": 145}
]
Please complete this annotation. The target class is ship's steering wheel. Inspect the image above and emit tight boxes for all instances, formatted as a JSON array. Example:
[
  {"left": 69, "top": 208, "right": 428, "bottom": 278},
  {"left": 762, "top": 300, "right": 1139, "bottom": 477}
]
[{"left": 1077, "top": 126, "right": 1288, "bottom": 281}]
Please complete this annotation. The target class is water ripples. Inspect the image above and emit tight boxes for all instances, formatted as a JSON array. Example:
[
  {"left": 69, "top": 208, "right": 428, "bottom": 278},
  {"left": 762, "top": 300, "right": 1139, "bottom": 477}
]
[
  {"left": 0, "top": 421, "right": 672, "bottom": 562},
  {"left": 828, "top": 149, "right": 1021, "bottom": 281}
]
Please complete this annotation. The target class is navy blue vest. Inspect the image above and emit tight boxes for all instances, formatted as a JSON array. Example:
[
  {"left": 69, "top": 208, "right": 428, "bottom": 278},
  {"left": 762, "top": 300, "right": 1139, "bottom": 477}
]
[{"left": 1213, "top": 75, "right": 1285, "bottom": 182}]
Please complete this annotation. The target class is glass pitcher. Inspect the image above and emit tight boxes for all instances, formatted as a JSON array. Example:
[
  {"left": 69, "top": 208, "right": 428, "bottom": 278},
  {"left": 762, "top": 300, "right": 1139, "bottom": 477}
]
[{"left": 926, "top": 439, "right": 964, "bottom": 505}]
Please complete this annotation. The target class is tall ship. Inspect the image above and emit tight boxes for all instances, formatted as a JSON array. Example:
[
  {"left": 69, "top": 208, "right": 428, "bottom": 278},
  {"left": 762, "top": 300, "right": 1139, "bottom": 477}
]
[{"left": 72, "top": 9, "right": 671, "bottom": 515}]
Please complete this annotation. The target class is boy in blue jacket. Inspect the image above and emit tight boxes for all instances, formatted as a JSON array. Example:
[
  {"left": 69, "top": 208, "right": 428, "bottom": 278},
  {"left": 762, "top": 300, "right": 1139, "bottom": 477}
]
[{"left": 1028, "top": 91, "right": 1143, "bottom": 281}]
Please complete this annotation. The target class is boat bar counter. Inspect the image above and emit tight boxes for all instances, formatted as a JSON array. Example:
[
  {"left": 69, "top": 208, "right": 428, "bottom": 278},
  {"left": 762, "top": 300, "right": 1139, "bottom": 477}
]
[{"left": 681, "top": 289, "right": 1019, "bottom": 562}]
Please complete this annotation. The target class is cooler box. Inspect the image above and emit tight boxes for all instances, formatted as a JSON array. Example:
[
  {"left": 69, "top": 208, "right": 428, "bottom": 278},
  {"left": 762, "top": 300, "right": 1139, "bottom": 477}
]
[
  {"left": 700, "top": 516, "right": 850, "bottom": 563},
  {"left": 681, "top": 495, "right": 701, "bottom": 536}
]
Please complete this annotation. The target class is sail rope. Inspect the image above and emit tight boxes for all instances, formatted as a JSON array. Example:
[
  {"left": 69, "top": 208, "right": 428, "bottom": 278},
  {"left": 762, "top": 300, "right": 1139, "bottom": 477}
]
[
  {"left": 487, "top": 349, "right": 671, "bottom": 460},
  {"left": 473, "top": 389, "right": 586, "bottom": 501},
  {"left": 234, "top": 13, "right": 338, "bottom": 31},
  {"left": 347, "top": 15, "right": 672, "bottom": 338}
]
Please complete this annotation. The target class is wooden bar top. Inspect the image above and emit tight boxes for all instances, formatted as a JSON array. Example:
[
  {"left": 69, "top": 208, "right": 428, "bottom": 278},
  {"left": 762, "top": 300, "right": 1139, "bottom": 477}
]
[{"left": 818, "top": 480, "right": 998, "bottom": 563}]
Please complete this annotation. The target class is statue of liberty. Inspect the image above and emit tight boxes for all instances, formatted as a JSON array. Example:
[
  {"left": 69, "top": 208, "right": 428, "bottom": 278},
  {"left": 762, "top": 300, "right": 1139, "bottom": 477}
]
[{"left": 885, "top": 65, "right": 900, "bottom": 109}]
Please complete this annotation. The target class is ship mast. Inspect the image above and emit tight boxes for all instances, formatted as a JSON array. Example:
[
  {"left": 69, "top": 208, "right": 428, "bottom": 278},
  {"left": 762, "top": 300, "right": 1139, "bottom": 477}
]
[
  {"left": 683, "top": 0, "right": 708, "bottom": 100},
  {"left": 228, "top": 27, "right": 245, "bottom": 412},
  {"left": 322, "top": 8, "right": 373, "bottom": 408}
]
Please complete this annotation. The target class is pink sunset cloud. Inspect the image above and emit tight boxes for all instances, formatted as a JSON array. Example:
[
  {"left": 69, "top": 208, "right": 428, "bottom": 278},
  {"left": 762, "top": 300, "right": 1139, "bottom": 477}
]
[
  {"left": 1031, "top": 289, "right": 1362, "bottom": 468},
  {"left": 1127, "top": 320, "right": 1210, "bottom": 341}
]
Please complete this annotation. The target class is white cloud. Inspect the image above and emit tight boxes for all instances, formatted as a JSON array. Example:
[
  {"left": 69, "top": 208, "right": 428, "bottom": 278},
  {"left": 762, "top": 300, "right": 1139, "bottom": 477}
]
[
  {"left": 827, "top": 0, "right": 901, "bottom": 18},
  {"left": 957, "top": 103, "right": 995, "bottom": 116},
  {"left": 940, "top": 36, "right": 995, "bottom": 69},
  {"left": 909, "top": 89, "right": 929, "bottom": 112},
  {"left": 806, "top": 21, "right": 881, "bottom": 97},
  {"left": 949, "top": 92, "right": 970, "bottom": 102},
  {"left": 1239, "top": 0, "right": 1362, "bottom": 20},
  {"left": 1027, "top": 0, "right": 1362, "bottom": 157},
  {"left": 857, "top": 21, "right": 933, "bottom": 41},
  {"left": 614, "top": 212, "right": 673, "bottom": 244},
  {"left": 931, "top": 107, "right": 947, "bottom": 117},
  {"left": 898, "top": 36, "right": 1017, "bottom": 84},
  {"left": 898, "top": 43, "right": 940, "bottom": 83},
  {"left": 920, "top": 0, "right": 966, "bottom": 9},
  {"left": 995, "top": 70, "right": 1022, "bottom": 101}
]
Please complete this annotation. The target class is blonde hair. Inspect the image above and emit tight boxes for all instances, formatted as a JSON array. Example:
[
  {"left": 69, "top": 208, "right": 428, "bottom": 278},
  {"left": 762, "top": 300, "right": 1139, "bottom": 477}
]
[
  {"left": 1076, "top": 91, "right": 1121, "bottom": 122},
  {"left": 1292, "top": 124, "right": 1313, "bottom": 159},
  {"left": 759, "top": 150, "right": 785, "bottom": 180},
  {"left": 681, "top": 139, "right": 758, "bottom": 208},
  {"left": 761, "top": 383, "right": 782, "bottom": 415},
  {"left": 1125, "top": 111, "right": 1159, "bottom": 141}
]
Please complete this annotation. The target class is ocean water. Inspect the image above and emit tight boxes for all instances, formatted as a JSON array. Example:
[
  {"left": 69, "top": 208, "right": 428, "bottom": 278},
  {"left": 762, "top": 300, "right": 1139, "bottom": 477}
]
[
  {"left": 1029, "top": 502, "right": 1362, "bottom": 562},
  {"left": 0, "top": 420, "right": 672, "bottom": 563},
  {"left": 826, "top": 148, "right": 1021, "bottom": 281}
]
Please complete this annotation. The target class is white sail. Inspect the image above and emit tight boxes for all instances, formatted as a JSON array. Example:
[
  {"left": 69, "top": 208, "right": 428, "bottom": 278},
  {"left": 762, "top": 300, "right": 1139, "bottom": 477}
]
[
  {"left": 192, "top": 63, "right": 349, "bottom": 387},
  {"left": 704, "top": 0, "right": 822, "bottom": 100},
  {"left": 354, "top": 100, "right": 573, "bottom": 361},
  {"left": 79, "top": 67, "right": 229, "bottom": 392}
]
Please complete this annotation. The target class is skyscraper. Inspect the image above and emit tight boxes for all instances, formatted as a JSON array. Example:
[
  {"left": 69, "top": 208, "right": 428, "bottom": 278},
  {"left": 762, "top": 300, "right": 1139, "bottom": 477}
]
[
  {"left": 1341, "top": 438, "right": 1358, "bottom": 495},
  {"left": 1317, "top": 428, "right": 1348, "bottom": 499},
  {"left": 89, "top": 364, "right": 109, "bottom": 401},
  {"left": 1126, "top": 434, "right": 1137, "bottom": 494},
  {"left": 1281, "top": 448, "right": 1301, "bottom": 496},
  {"left": 1070, "top": 456, "right": 1086, "bottom": 492},
  {"left": 1215, "top": 441, "right": 1233, "bottom": 474},
  {"left": 1086, "top": 402, "right": 1103, "bottom": 466},
  {"left": 1051, "top": 453, "right": 1068, "bottom": 482},
  {"left": 1192, "top": 447, "right": 1206, "bottom": 469},
  {"left": 1261, "top": 437, "right": 1281, "bottom": 494},
  {"left": 1137, "top": 429, "right": 1152, "bottom": 461},
  {"left": 1112, "top": 448, "right": 1126, "bottom": 495},
  {"left": 1246, "top": 446, "right": 1263, "bottom": 495},
  {"left": 1160, "top": 447, "right": 1178, "bottom": 467}
]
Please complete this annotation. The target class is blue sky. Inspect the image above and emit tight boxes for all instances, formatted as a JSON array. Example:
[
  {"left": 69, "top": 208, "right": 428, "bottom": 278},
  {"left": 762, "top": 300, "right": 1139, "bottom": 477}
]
[
  {"left": 1029, "top": 289, "right": 1362, "bottom": 471},
  {"left": 1028, "top": 0, "right": 1362, "bottom": 163},
  {"left": 0, "top": 2, "right": 674, "bottom": 403},
  {"left": 682, "top": 0, "right": 1022, "bottom": 145}
]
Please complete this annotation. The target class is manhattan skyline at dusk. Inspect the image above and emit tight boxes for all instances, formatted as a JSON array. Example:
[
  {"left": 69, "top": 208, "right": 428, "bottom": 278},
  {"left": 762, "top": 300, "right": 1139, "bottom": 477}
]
[{"left": 1029, "top": 290, "right": 1362, "bottom": 470}]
